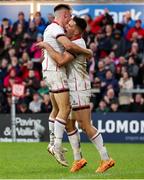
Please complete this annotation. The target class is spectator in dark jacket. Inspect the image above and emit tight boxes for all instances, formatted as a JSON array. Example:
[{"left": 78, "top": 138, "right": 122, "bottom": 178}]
[
  {"left": 0, "top": 58, "right": 8, "bottom": 90},
  {"left": 103, "top": 88, "right": 118, "bottom": 108},
  {"left": 96, "top": 30, "right": 111, "bottom": 58},
  {"left": 110, "top": 29, "right": 126, "bottom": 58},
  {"left": 41, "top": 94, "right": 52, "bottom": 113},
  {"left": 101, "top": 69, "right": 119, "bottom": 95},
  {"left": 27, "top": 21, "right": 38, "bottom": 42},
  {"left": 24, "top": 69, "right": 40, "bottom": 93},
  {"left": 125, "top": 42, "right": 143, "bottom": 65},
  {"left": 131, "top": 94, "right": 144, "bottom": 112},
  {"left": 127, "top": 56, "right": 139, "bottom": 86},
  {"left": 12, "top": 11, "right": 28, "bottom": 33},
  {"left": 0, "top": 18, "right": 12, "bottom": 37},
  {"left": 96, "top": 60, "right": 106, "bottom": 81}
]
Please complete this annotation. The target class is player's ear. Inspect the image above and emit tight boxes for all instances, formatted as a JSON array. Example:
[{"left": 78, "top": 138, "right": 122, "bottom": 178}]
[
  {"left": 64, "top": 14, "right": 68, "bottom": 18},
  {"left": 61, "top": 12, "right": 65, "bottom": 19},
  {"left": 75, "top": 28, "right": 80, "bottom": 35}
]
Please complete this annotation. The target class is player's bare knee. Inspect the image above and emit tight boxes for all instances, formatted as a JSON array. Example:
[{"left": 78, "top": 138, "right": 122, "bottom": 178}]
[
  {"left": 66, "top": 118, "right": 76, "bottom": 132},
  {"left": 51, "top": 109, "right": 59, "bottom": 117},
  {"left": 80, "top": 122, "right": 89, "bottom": 134},
  {"left": 65, "top": 125, "right": 75, "bottom": 133},
  {"left": 60, "top": 105, "right": 71, "bottom": 116}
]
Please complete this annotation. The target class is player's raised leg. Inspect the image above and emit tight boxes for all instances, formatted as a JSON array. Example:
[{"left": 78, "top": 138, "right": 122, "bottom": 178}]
[
  {"left": 66, "top": 115, "right": 87, "bottom": 172},
  {"left": 47, "top": 92, "right": 59, "bottom": 154},
  {"left": 75, "top": 107, "right": 115, "bottom": 173},
  {"left": 53, "top": 91, "right": 71, "bottom": 167}
]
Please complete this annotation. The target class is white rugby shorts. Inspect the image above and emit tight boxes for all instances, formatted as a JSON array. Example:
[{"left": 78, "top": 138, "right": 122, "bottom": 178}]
[
  {"left": 69, "top": 89, "right": 91, "bottom": 110},
  {"left": 43, "top": 70, "right": 69, "bottom": 93}
]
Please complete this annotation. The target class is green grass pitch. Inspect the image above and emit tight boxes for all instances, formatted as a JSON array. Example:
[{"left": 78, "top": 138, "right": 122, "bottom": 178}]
[{"left": 0, "top": 142, "right": 144, "bottom": 179}]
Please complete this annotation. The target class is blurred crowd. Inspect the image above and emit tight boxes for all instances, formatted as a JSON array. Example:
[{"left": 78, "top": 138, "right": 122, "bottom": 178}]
[{"left": 0, "top": 10, "right": 144, "bottom": 113}]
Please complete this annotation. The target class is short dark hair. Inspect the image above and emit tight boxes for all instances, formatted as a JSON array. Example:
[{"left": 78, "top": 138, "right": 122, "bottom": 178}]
[
  {"left": 73, "top": 16, "right": 87, "bottom": 33},
  {"left": 2, "top": 18, "right": 9, "bottom": 22},
  {"left": 18, "top": 11, "right": 24, "bottom": 16},
  {"left": 54, "top": 4, "right": 71, "bottom": 12}
]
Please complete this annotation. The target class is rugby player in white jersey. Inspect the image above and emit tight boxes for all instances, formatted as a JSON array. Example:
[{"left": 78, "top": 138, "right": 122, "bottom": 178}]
[
  {"left": 40, "top": 4, "right": 92, "bottom": 167},
  {"left": 38, "top": 16, "right": 115, "bottom": 173}
]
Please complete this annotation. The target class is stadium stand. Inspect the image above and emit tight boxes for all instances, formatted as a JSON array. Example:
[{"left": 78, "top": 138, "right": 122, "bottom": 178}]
[{"left": 0, "top": 2, "right": 144, "bottom": 113}]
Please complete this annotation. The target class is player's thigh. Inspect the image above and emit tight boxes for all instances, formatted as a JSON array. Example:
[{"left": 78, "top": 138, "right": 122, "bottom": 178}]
[
  {"left": 54, "top": 92, "right": 71, "bottom": 120},
  {"left": 49, "top": 92, "right": 59, "bottom": 118},
  {"left": 50, "top": 92, "right": 59, "bottom": 111},
  {"left": 54, "top": 91, "right": 70, "bottom": 110},
  {"left": 74, "top": 108, "right": 91, "bottom": 124}
]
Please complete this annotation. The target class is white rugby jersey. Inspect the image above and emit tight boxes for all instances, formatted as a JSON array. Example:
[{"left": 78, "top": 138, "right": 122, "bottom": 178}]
[
  {"left": 66, "top": 38, "right": 91, "bottom": 91},
  {"left": 42, "top": 22, "right": 66, "bottom": 72}
]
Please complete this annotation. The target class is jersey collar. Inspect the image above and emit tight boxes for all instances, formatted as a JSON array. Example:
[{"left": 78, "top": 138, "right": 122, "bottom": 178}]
[
  {"left": 53, "top": 20, "right": 60, "bottom": 25},
  {"left": 70, "top": 34, "right": 82, "bottom": 41}
]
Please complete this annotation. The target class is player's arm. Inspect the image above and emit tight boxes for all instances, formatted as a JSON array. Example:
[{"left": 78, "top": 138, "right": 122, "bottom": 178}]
[
  {"left": 37, "top": 42, "right": 74, "bottom": 66},
  {"left": 57, "top": 36, "right": 92, "bottom": 58}
]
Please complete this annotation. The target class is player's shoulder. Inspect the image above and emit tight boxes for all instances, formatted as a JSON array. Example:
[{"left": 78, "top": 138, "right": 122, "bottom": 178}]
[
  {"left": 73, "top": 38, "right": 86, "bottom": 48},
  {"left": 44, "top": 23, "right": 63, "bottom": 32},
  {"left": 51, "top": 22, "right": 64, "bottom": 30}
]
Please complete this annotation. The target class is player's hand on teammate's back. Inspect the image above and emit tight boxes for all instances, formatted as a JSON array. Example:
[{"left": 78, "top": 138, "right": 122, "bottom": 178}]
[
  {"left": 35, "top": 41, "right": 49, "bottom": 49},
  {"left": 86, "top": 49, "right": 93, "bottom": 60}
]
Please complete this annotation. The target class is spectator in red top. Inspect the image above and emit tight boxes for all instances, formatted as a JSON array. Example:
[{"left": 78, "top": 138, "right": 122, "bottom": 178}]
[
  {"left": 126, "top": 19, "right": 144, "bottom": 41},
  {"left": 3, "top": 68, "right": 23, "bottom": 89},
  {"left": 21, "top": 61, "right": 41, "bottom": 80},
  {"left": 23, "top": 69, "right": 40, "bottom": 93},
  {"left": 90, "top": 9, "right": 113, "bottom": 34},
  {"left": 30, "top": 33, "right": 43, "bottom": 59},
  {"left": 90, "top": 14, "right": 105, "bottom": 34}
]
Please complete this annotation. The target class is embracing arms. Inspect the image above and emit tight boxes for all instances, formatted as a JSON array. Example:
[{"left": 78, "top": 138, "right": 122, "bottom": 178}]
[
  {"left": 57, "top": 36, "right": 92, "bottom": 58},
  {"left": 37, "top": 42, "right": 74, "bottom": 66}
]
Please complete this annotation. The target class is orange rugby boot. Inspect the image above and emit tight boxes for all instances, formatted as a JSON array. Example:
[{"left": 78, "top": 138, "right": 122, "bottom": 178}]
[
  {"left": 96, "top": 158, "right": 115, "bottom": 173},
  {"left": 70, "top": 158, "right": 87, "bottom": 173}
]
